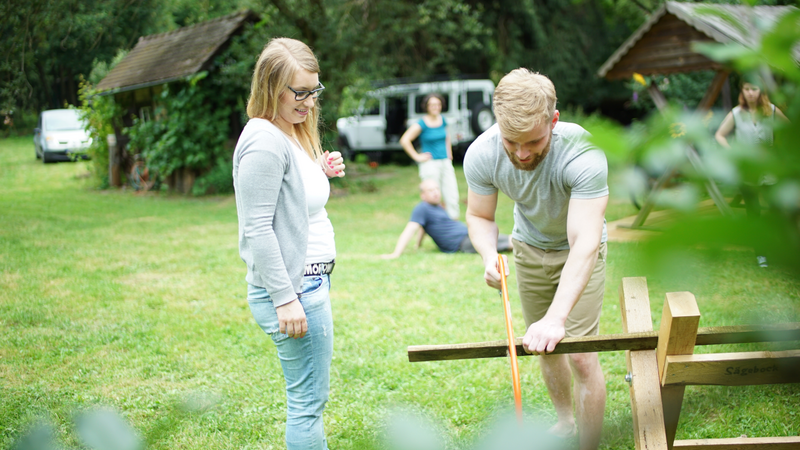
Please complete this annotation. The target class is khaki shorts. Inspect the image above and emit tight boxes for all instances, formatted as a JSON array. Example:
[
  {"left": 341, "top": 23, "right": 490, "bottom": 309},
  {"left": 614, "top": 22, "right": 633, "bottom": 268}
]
[{"left": 513, "top": 239, "right": 607, "bottom": 337}]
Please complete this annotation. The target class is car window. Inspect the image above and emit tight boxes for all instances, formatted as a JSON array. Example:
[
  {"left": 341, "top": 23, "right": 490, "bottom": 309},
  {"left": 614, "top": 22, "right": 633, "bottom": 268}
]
[
  {"left": 44, "top": 110, "right": 86, "bottom": 131},
  {"left": 467, "top": 91, "right": 486, "bottom": 109},
  {"left": 414, "top": 93, "right": 450, "bottom": 114}
]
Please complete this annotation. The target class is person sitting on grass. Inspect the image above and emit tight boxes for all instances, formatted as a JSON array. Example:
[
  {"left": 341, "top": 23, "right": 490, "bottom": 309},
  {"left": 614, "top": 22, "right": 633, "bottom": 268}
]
[{"left": 380, "top": 179, "right": 513, "bottom": 259}]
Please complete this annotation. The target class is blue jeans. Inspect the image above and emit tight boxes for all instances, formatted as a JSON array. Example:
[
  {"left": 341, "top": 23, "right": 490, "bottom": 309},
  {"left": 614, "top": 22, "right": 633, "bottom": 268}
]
[{"left": 248, "top": 275, "right": 333, "bottom": 450}]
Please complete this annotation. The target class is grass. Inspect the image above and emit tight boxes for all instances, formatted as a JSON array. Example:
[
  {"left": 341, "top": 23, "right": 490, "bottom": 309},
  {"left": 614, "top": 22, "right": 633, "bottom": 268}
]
[{"left": 1, "top": 135, "right": 798, "bottom": 449}]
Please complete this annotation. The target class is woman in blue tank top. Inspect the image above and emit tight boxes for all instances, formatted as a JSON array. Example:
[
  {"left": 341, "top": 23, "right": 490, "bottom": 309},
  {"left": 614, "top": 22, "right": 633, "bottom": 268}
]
[{"left": 399, "top": 93, "right": 461, "bottom": 220}]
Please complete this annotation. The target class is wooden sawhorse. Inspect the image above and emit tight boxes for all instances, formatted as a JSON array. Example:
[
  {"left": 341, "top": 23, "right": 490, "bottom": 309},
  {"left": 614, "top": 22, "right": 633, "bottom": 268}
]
[
  {"left": 620, "top": 277, "right": 800, "bottom": 450},
  {"left": 408, "top": 277, "right": 800, "bottom": 449}
]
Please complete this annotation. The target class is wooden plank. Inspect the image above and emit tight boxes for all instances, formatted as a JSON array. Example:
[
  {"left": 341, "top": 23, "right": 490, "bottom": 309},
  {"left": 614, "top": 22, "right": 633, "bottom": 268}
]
[
  {"left": 673, "top": 436, "right": 800, "bottom": 449},
  {"left": 657, "top": 292, "right": 701, "bottom": 450},
  {"left": 657, "top": 292, "right": 701, "bottom": 382},
  {"left": 628, "top": 351, "right": 669, "bottom": 450},
  {"left": 607, "top": 63, "right": 725, "bottom": 80},
  {"left": 406, "top": 323, "right": 800, "bottom": 362},
  {"left": 407, "top": 332, "right": 659, "bottom": 362},
  {"left": 636, "top": 27, "right": 713, "bottom": 43},
  {"left": 617, "top": 55, "right": 718, "bottom": 73},
  {"left": 625, "top": 45, "right": 704, "bottom": 61},
  {"left": 663, "top": 350, "right": 800, "bottom": 386},
  {"left": 661, "top": 385, "right": 686, "bottom": 450},
  {"left": 620, "top": 277, "right": 669, "bottom": 450},
  {"left": 695, "top": 323, "right": 800, "bottom": 345}
]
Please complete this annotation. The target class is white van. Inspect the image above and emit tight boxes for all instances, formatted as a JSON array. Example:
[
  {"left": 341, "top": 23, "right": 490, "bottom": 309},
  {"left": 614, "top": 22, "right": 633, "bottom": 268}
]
[{"left": 336, "top": 79, "right": 496, "bottom": 160}]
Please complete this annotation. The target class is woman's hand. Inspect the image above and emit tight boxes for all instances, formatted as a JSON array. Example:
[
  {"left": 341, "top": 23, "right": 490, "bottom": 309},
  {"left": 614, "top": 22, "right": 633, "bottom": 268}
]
[
  {"left": 276, "top": 299, "right": 308, "bottom": 339},
  {"left": 322, "top": 151, "right": 346, "bottom": 178},
  {"left": 414, "top": 152, "right": 433, "bottom": 163}
]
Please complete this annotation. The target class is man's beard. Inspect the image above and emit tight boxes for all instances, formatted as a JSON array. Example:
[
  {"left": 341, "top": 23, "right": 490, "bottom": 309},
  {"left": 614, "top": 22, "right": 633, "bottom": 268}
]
[{"left": 504, "top": 131, "right": 552, "bottom": 171}]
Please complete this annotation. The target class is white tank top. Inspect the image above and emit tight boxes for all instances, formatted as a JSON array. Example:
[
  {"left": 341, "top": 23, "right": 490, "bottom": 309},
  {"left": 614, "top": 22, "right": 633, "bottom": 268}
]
[
  {"left": 289, "top": 139, "right": 336, "bottom": 264},
  {"left": 732, "top": 104, "right": 775, "bottom": 146}
]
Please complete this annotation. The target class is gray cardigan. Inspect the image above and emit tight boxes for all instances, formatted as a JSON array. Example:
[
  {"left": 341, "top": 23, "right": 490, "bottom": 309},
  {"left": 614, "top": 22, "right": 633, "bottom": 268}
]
[{"left": 233, "top": 118, "right": 309, "bottom": 308}]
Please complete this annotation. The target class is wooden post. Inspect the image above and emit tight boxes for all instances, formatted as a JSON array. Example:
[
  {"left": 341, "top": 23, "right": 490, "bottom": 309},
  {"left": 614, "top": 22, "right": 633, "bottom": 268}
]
[
  {"left": 107, "top": 132, "right": 121, "bottom": 187},
  {"left": 697, "top": 70, "right": 729, "bottom": 111},
  {"left": 656, "top": 292, "right": 701, "bottom": 449},
  {"left": 648, "top": 84, "right": 669, "bottom": 111},
  {"left": 620, "top": 277, "right": 668, "bottom": 450},
  {"left": 721, "top": 77, "right": 732, "bottom": 113},
  {"left": 663, "top": 350, "right": 800, "bottom": 387}
]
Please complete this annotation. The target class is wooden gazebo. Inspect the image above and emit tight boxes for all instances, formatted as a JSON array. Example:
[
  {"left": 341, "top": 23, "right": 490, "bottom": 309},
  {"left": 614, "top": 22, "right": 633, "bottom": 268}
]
[{"left": 598, "top": 2, "right": 799, "bottom": 229}]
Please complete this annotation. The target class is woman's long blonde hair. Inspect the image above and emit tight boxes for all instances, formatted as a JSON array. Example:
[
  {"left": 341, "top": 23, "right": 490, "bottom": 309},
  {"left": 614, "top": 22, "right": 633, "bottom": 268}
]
[
  {"left": 738, "top": 82, "right": 773, "bottom": 117},
  {"left": 247, "top": 38, "right": 323, "bottom": 159}
]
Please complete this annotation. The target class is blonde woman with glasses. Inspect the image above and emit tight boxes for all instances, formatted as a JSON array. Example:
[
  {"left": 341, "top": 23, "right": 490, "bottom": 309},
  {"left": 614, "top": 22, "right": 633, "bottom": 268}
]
[{"left": 233, "top": 37, "right": 345, "bottom": 450}]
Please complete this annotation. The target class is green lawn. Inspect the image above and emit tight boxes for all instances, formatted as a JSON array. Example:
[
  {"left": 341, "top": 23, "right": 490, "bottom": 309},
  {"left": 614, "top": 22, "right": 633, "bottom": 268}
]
[{"left": 1, "top": 135, "right": 798, "bottom": 449}]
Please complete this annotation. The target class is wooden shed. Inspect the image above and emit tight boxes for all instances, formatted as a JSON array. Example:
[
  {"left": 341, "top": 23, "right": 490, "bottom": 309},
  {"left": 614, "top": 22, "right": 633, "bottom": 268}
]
[
  {"left": 598, "top": 1, "right": 798, "bottom": 81},
  {"left": 598, "top": 2, "right": 798, "bottom": 230},
  {"left": 95, "top": 10, "right": 259, "bottom": 190}
]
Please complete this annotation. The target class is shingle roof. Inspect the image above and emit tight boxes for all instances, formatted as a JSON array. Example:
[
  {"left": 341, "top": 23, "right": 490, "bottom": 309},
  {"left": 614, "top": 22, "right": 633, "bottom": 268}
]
[
  {"left": 96, "top": 10, "right": 259, "bottom": 95},
  {"left": 598, "top": 2, "right": 798, "bottom": 79}
]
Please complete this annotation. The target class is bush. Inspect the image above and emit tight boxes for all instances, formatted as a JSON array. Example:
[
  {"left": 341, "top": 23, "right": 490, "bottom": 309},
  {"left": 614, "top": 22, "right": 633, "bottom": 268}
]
[
  {"left": 192, "top": 157, "right": 234, "bottom": 196},
  {"left": 78, "top": 78, "right": 123, "bottom": 189}
]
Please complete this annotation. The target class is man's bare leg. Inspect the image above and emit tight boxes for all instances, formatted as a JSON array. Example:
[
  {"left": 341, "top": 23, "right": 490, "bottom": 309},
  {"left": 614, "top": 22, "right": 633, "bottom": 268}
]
[
  {"left": 539, "top": 354, "right": 577, "bottom": 437},
  {"left": 569, "top": 352, "right": 606, "bottom": 450}
]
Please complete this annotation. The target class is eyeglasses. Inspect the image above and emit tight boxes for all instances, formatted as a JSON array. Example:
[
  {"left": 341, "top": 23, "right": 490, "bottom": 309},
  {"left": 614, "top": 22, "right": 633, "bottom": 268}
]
[{"left": 287, "top": 83, "right": 325, "bottom": 101}]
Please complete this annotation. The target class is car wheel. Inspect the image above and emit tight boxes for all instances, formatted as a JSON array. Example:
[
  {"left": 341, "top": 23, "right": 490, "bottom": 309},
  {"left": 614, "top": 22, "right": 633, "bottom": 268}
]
[
  {"left": 471, "top": 102, "right": 495, "bottom": 135},
  {"left": 35, "top": 145, "right": 41, "bottom": 159},
  {"left": 42, "top": 150, "right": 51, "bottom": 164}
]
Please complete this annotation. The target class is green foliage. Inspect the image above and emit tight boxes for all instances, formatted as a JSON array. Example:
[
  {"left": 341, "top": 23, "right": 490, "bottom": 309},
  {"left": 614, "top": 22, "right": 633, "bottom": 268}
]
[
  {"left": 1, "top": 137, "right": 798, "bottom": 449},
  {"left": 191, "top": 157, "right": 235, "bottom": 196},
  {"left": 0, "top": 0, "right": 165, "bottom": 113},
  {"left": 626, "top": 71, "right": 723, "bottom": 113},
  {"left": 590, "top": 5, "right": 800, "bottom": 272},
  {"left": 77, "top": 86, "right": 121, "bottom": 190},
  {"left": 337, "top": 79, "right": 379, "bottom": 119},
  {"left": 76, "top": 50, "right": 129, "bottom": 189},
  {"left": 126, "top": 74, "right": 229, "bottom": 178}
]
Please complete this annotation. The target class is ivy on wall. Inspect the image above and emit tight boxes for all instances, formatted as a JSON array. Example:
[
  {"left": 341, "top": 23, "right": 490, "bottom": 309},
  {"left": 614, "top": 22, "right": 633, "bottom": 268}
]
[{"left": 79, "top": 21, "right": 268, "bottom": 194}]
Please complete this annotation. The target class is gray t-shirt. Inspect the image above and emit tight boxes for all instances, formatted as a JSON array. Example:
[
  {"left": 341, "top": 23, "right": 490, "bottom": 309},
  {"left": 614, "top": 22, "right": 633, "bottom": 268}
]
[{"left": 463, "top": 122, "right": 608, "bottom": 250}]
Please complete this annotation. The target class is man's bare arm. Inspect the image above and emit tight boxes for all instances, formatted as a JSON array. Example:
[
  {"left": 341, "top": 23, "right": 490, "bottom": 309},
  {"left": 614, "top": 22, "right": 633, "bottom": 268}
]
[
  {"left": 415, "top": 226, "right": 426, "bottom": 249},
  {"left": 381, "top": 221, "right": 423, "bottom": 259},
  {"left": 523, "top": 195, "right": 608, "bottom": 354},
  {"left": 465, "top": 188, "right": 506, "bottom": 289}
]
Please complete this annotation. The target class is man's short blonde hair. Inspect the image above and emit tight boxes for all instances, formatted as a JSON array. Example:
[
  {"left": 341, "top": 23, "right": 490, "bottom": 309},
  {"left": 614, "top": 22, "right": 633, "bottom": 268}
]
[{"left": 493, "top": 69, "right": 557, "bottom": 139}]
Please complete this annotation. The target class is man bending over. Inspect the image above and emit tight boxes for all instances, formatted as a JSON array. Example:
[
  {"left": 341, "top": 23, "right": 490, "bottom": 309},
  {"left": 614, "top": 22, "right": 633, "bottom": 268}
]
[{"left": 464, "top": 68, "right": 609, "bottom": 450}]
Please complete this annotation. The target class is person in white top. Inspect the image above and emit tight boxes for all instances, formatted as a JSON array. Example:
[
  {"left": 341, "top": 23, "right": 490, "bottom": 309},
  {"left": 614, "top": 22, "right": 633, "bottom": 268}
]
[
  {"left": 232, "top": 37, "right": 345, "bottom": 450},
  {"left": 715, "top": 81, "right": 788, "bottom": 268}
]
